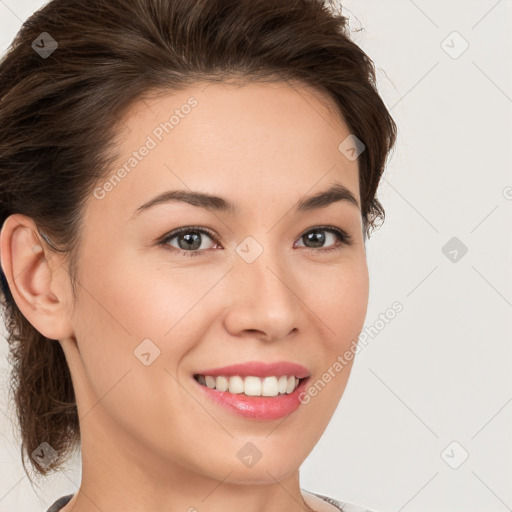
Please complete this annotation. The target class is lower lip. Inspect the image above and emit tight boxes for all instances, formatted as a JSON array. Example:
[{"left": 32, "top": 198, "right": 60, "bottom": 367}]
[{"left": 194, "top": 377, "right": 310, "bottom": 420}]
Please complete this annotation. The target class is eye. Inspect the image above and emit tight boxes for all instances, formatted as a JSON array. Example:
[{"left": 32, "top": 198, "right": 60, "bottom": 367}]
[
  {"left": 295, "top": 226, "right": 352, "bottom": 253},
  {"left": 159, "top": 226, "right": 220, "bottom": 257}
]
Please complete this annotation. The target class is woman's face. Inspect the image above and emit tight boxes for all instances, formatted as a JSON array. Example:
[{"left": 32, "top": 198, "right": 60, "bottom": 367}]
[{"left": 62, "top": 81, "right": 369, "bottom": 486}]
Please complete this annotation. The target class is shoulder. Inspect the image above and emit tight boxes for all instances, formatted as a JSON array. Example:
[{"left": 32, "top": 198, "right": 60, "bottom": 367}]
[
  {"left": 303, "top": 489, "right": 378, "bottom": 512},
  {"left": 45, "top": 494, "right": 74, "bottom": 512}
]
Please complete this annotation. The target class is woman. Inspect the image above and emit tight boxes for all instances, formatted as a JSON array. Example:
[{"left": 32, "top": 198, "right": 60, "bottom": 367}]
[{"left": 0, "top": 0, "right": 396, "bottom": 511}]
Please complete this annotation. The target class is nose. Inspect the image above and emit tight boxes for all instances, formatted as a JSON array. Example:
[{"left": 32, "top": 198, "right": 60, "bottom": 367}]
[{"left": 222, "top": 246, "right": 302, "bottom": 343}]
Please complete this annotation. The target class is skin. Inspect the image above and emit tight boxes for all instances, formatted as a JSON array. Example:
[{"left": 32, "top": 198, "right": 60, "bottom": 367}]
[{"left": 1, "top": 81, "right": 369, "bottom": 512}]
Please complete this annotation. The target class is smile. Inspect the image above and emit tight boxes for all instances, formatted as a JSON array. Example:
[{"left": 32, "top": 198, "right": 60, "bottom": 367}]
[
  {"left": 193, "top": 374, "right": 311, "bottom": 420},
  {"left": 194, "top": 374, "right": 304, "bottom": 397}
]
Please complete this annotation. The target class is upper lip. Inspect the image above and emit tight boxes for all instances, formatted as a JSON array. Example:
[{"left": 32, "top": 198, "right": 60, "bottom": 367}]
[{"left": 195, "top": 361, "right": 310, "bottom": 379}]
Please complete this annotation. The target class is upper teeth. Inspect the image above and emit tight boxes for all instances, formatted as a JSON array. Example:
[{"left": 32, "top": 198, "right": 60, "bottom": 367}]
[{"left": 196, "top": 374, "right": 301, "bottom": 396}]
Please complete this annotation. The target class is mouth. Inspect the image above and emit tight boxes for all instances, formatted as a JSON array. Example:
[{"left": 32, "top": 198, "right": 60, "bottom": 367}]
[
  {"left": 191, "top": 361, "right": 312, "bottom": 420},
  {"left": 192, "top": 372, "right": 311, "bottom": 420},
  {"left": 193, "top": 373, "right": 310, "bottom": 397}
]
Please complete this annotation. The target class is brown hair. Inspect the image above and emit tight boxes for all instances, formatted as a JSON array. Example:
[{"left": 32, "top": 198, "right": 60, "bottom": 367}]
[{"left": 0, "top": 0, "right": 397, "bottom": 482}]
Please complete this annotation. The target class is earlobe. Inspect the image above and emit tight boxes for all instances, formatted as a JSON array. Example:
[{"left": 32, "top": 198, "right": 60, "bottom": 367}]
[{"left": 0, "top": 214, "right": 74, "bottom": 340}]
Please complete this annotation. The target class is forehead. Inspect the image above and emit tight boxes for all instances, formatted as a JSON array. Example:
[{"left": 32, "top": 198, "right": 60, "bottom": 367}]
[{"left": 91, "top": 80, "right": 360, "bottom": 222}]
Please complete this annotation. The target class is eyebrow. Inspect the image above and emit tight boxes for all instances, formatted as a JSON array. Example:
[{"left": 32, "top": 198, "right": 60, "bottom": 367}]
[{"left": 131, "top": 181, "right": 360, "bottom": 219}]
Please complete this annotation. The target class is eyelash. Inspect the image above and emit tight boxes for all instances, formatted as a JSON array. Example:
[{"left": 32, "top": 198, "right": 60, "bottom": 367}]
[{"left": 158, "top": 225, "right": 352, "bottom": 258}]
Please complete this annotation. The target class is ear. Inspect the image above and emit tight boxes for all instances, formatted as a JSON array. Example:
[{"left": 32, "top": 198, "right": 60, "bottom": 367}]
[{"left": 0, "top": 214, "right": 75, "bottom": 340}]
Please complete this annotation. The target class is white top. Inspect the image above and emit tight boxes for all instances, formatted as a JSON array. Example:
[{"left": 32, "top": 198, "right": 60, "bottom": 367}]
[{"left": 310, "top": 491, "right": 376, "bottom": 512}]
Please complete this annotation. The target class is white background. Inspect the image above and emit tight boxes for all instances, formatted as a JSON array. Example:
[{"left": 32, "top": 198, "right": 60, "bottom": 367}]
[{"left": 1, "top": 1, "right": 511, "bottom": 511}]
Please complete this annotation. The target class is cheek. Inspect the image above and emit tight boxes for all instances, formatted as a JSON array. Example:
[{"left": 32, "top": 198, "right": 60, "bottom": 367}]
[
  {"left": 330, "top": 268, "right": 369, "bottom": 342},
  {"left": 297, "top": 258, "right": 368, "bottom": 418},
  {"left": 69, "top": 251, "right": 208, "bottom": 451},
  {"left": 78, "top": 246, "right": 209, "bottom": 343},
  {"left": 68, "top": 247, "right": 186, "bottom": 396},
  {"left": 302, "top": 254, "right": 370, "bottom": 348}
]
